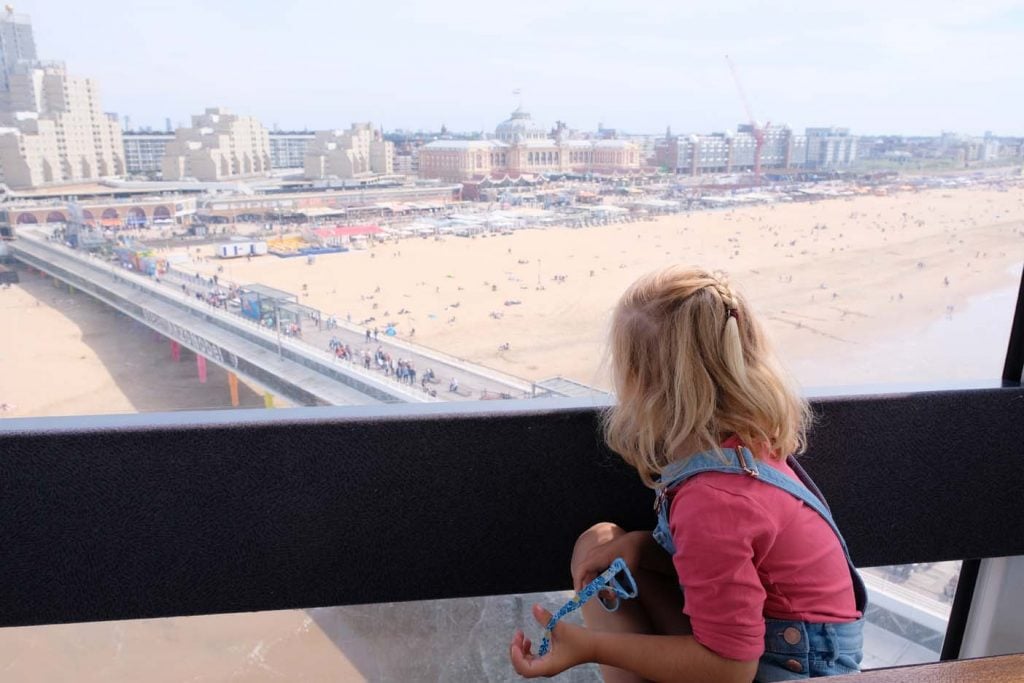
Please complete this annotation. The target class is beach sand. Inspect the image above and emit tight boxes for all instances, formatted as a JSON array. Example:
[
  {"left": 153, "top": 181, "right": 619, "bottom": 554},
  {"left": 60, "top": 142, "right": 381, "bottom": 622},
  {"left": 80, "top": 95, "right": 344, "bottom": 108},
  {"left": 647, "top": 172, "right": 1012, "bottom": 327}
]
[
  {"left": 12, "top": 185, "right": 1014, "bottom": 410},
  {"left": 183, "top": 185, "right": 1024, "bottom": 389},
  {"left": 0, "top": 271, "right": 266, "bottom": 419}
]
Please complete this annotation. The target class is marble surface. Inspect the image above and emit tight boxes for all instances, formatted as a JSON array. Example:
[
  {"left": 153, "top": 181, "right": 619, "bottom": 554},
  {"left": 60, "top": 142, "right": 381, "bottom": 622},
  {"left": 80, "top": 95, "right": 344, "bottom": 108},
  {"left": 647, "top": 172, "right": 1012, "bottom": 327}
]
[
  {"left": 0, "top": 573, "right": 953, "bottom": 680},
  {"left": 308, "top": 593, "right": 600, "bottom": 682},
  {"left": 0, "top": 593, "right": 601, "bottom": 682}
]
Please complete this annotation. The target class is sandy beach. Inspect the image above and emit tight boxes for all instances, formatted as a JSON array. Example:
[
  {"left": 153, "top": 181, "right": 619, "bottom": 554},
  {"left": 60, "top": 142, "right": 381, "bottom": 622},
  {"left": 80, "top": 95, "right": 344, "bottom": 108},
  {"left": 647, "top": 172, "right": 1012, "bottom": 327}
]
[
  {"left": 0, "top": 272, "right": 266, "bottom": 419},
  {"left": 180, "top": 185, "right": 1024, "bottom": 390},
  {"left": 4, "top": 184, "right": 1021, "bottom": 411}
]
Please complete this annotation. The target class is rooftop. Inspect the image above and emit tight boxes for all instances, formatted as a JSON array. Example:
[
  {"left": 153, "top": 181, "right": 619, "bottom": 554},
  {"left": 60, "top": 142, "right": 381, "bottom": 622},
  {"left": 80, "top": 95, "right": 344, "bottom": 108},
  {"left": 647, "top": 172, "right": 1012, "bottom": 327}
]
[
  {"left": 239, "top": 283, "right": 297, "bottom": 301},
  {"left": 312, "top": 225, "right": 382, "bottom": 237},
  {"left": 422, "top": 139, "right": 508, "bottom": 150},
  {"left": 122, "top": 131, "right": 175, "bottom": 137}
]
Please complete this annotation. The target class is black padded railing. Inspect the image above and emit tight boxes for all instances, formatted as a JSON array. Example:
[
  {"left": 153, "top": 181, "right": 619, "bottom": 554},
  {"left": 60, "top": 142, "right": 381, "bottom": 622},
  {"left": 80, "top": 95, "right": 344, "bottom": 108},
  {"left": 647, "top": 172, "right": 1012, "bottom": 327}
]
[
  {"left": 1, "top": 384, "right": 1022, "bottom": 629},
  {"left": 939, "top": 266, "right": 1024, "bottom": 660}
]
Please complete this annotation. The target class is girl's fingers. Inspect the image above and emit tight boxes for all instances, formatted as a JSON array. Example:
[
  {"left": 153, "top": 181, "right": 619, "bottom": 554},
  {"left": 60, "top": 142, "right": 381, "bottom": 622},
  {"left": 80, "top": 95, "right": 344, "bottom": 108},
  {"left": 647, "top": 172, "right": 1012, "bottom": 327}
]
[
  {"left": 531, "top": 603, "right": 553, "bottom": 626},
  {"left": 510, "top": 641, "right": 541, "bottom": 677},
  {"left": 511, "top": 632, "right": 531, "bottom": 676},
  {"left": 510, "top": 643, "right": 527, "bottom": 673},
  {"left": 573, "top": 571, "right": 592, "bottom": 592},
  {"left": 573, "top": 553, "right": 600, "bottom": 588},
  {"left": 512, "top": 629, "right": 524, "bottom": 650}
]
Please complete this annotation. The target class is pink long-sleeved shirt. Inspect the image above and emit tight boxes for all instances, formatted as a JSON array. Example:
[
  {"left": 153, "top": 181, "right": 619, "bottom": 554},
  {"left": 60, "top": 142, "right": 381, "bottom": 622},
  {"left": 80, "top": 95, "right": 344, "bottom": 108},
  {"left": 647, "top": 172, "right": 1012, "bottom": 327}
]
[{"left": 667, "top": 439, "right": 862, "bottom": 661}]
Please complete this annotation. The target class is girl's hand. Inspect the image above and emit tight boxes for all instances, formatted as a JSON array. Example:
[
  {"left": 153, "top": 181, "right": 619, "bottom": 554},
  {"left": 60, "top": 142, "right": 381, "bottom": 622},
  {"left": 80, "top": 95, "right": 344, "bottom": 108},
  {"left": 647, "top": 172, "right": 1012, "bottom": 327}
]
[
  {"left": 571, "top": 530, "right": 649, "bottom": 592},
  {"left": 509, "top": 604, "right": 595, "bottom": 678}
]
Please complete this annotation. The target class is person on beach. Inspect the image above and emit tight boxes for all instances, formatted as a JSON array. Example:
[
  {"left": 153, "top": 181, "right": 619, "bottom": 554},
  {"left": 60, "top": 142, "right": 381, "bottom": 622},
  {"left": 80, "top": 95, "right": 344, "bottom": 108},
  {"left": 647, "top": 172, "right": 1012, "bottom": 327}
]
[{"left": 510, "top": 265, "right": 865, "bottom": 682}]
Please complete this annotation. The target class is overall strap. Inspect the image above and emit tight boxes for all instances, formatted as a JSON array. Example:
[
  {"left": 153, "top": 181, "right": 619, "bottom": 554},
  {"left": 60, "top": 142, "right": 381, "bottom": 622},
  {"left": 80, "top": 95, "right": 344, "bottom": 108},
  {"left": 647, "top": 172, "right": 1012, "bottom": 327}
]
[
  {"left": 785, "top": 455, "right": 869, "bottom": 613},
  {"left": 658, "top": 447, "right": 867, "bottom": 612},
  {"left": 659, "top": 448, "right": 835, "bottom": 520}
]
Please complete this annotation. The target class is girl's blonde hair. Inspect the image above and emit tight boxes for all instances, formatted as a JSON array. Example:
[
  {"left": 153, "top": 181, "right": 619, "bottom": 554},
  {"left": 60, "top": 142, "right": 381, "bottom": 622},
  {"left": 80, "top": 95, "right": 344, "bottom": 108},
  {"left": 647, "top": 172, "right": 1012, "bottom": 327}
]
[{"left": 604, "top": 265, "right": 810, "bottom": 488}]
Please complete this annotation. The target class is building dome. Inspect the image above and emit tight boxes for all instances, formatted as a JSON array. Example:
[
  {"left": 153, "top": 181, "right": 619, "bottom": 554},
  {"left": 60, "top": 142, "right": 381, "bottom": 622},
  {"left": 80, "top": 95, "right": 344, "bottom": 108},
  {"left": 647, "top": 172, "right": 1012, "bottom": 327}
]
[{"left": 495, "top": 107, "right": 548, "bottom": 143}]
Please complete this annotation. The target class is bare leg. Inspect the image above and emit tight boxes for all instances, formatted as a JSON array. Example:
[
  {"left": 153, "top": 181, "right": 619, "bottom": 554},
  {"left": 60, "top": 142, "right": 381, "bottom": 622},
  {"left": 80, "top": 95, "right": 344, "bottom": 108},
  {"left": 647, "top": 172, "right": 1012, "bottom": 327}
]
[{"left": 570, "top": 523, "right": 691, "bottom": 683}]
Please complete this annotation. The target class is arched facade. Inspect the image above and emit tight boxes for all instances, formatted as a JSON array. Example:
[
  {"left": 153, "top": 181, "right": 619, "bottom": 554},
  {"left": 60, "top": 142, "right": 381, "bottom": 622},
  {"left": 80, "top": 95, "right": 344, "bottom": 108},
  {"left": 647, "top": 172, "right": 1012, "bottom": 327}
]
[
  {"left": 419, "top": 109, "right": 642, "bottom": 181},
  {"left": 127, "top": 207, "right": 147, "bottom": 226},
  {"left": 3, "top": 198, "right": 196, "bottom": 230}
]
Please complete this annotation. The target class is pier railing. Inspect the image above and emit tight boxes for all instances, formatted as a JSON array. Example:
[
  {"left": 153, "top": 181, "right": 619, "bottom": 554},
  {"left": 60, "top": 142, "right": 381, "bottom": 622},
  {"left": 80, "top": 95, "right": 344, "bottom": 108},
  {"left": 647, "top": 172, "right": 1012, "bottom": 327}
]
[
  {"left": 11, "top": 232, "right": 436, "bottom": 404},
  {"left": 16, "top": 229, "right": 539, "bottom": 402}
]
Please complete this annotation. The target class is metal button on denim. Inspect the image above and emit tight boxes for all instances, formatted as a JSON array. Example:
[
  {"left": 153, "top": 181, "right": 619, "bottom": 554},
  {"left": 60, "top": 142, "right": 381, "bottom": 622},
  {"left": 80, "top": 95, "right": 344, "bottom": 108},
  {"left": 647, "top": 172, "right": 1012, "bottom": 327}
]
[
  {"left": 783, "top": 627, "right": 802, "bottom": 645},
  {"left": 785, "top": 659, "right": 803, "bottom": 673}
]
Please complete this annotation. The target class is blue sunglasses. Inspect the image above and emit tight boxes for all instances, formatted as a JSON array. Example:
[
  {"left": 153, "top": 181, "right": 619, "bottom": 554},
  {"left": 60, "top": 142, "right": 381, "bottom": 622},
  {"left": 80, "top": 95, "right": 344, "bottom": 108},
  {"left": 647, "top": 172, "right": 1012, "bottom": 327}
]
[{"left": 537, "top": 557, "right": 639, "bottom": 657}]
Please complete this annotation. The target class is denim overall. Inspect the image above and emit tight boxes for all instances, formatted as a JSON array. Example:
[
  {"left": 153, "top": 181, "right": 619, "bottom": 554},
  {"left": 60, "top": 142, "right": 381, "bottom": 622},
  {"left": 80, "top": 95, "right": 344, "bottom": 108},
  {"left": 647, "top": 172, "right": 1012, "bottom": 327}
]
[{"left": 652, "top": 447, "right": 867, "bottom": 680}]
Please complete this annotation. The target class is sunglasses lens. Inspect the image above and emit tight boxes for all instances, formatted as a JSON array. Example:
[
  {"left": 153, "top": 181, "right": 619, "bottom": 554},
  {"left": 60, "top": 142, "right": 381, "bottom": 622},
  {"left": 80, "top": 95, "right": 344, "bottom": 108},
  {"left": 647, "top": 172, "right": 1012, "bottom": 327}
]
[
  {"left": 611, "top": 568, "right": 637, "bottom": 597},
  {"left": 598, "top": 589, "right": 620, "bottom": 611}
]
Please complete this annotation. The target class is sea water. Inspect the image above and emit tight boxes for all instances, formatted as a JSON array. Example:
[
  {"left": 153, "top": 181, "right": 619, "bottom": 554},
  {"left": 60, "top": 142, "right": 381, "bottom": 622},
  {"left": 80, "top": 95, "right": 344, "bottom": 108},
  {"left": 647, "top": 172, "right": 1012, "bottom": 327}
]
[{"left": 795, "top": 264, "right": 1022, "bottom": 394}]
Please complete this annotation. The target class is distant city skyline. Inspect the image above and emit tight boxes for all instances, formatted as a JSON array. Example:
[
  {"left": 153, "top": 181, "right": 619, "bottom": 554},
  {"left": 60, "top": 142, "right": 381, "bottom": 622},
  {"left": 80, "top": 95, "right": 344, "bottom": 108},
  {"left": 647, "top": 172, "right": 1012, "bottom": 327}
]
[{"left": 16, "top": 0, "right": 1024, "bottom": 137}]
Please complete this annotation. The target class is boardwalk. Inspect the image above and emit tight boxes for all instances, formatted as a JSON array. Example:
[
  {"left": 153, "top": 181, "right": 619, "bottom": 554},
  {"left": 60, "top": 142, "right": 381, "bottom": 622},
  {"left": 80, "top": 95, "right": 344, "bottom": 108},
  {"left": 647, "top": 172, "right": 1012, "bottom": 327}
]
[
  {"left": 158, "top": 265, "right": 537, "bottom": 402},
  {"left": 10, "top": 230, "right": 536, "bottom": 407}
]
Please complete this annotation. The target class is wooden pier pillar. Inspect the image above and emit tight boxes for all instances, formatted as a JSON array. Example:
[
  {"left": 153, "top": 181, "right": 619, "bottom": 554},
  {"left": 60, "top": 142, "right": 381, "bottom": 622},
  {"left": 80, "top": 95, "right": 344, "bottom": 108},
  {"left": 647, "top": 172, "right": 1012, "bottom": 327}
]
[{"left": 228, "top": 372, "right": 239, "bottom": 407}]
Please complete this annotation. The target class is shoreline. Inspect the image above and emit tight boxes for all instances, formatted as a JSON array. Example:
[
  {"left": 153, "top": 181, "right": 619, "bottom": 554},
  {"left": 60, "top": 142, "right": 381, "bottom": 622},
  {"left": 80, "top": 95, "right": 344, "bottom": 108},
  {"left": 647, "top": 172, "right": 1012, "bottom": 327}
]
[{"left": 792, "top": 270, "right": 1022, "bottom": 391}]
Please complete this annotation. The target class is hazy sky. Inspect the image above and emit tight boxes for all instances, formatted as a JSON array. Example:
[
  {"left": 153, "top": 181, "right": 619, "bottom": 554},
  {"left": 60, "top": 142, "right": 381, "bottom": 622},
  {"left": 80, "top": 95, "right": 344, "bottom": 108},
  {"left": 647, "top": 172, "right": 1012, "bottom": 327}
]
[{"left": 18, "top": 0, "right": 1024, "bottom": 135}]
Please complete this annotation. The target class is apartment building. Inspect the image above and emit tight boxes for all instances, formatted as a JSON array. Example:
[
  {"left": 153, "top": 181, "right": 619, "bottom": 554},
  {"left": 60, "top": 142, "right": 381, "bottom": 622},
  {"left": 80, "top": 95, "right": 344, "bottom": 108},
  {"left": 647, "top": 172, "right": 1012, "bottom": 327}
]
[{"left": 161, "top": 107, "right": 271, "bottom": 181}]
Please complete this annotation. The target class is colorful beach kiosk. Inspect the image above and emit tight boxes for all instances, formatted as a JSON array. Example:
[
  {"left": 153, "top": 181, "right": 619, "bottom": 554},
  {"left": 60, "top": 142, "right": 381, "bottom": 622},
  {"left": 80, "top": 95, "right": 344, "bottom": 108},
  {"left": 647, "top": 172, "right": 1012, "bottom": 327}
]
[
  {"left": 307, "top": 224, "right": 383, "bottom": 250},
  {"left": 112, "top": 243, "right": 166, "bottom": 275}
]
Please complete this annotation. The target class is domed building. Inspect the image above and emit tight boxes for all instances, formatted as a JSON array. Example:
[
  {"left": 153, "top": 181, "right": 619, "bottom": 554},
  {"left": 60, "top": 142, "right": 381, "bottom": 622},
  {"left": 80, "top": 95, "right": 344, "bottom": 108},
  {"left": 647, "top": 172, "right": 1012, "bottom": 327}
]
[
  {"left": 418, "top": 109, "right": 641, "bottom": 182},
  {"left": 494, "top": 107, "right": 548, "bottom": 143}
]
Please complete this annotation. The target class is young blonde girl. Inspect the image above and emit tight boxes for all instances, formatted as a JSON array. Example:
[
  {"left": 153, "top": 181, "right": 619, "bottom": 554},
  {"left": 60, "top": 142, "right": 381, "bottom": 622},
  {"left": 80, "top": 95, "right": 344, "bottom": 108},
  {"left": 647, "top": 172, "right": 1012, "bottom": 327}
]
[{"left": 510, "top": 266, "right": 865, "bottom": 682}]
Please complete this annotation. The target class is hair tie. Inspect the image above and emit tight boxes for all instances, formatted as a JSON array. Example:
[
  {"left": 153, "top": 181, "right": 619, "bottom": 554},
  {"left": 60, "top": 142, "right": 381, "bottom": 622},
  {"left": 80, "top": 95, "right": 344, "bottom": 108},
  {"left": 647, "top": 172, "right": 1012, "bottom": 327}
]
[{"left": 728, "top": 307, "right": 739, "bottom": 321}]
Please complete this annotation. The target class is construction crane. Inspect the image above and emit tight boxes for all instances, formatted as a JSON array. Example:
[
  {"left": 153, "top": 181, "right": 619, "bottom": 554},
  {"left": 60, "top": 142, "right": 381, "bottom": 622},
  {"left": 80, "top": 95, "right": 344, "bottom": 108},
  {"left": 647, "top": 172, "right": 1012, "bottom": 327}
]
[{"left": 725, "top": 55, "right": 768, "bottom": 185}]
